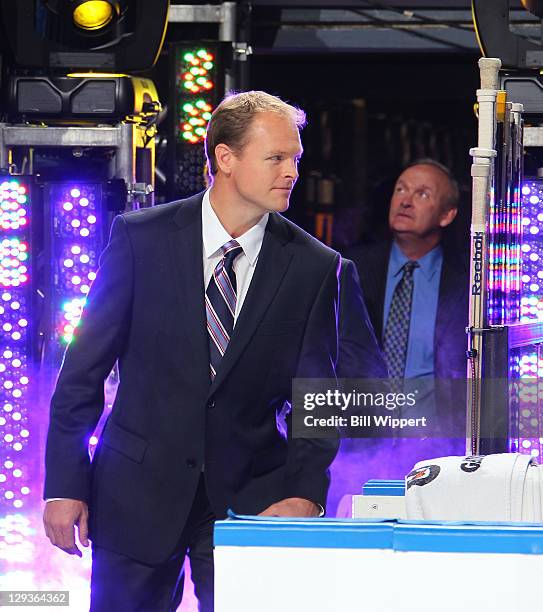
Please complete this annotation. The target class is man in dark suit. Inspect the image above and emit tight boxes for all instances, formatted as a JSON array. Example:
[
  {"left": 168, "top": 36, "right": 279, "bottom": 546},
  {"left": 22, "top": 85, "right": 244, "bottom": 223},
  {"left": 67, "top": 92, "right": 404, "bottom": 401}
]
[
  {"left": 43, "top": 91, "right": 340, "bottom": 611},
  {"left": 338, "top": 258, "right": 387, "bottom": 380},
  {"left": 328, "top": 258, "right": 387, "bottom": 516},
  {"left": 346, "top": 159, "right": 468, "bottom": 437}
]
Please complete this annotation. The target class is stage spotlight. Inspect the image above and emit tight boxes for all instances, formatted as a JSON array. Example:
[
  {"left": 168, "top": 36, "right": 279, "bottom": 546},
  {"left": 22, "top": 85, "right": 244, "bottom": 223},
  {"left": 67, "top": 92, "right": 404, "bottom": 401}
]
[
  {"left": 0, "top": 0, "right": 169, "bottom": 72},
  {"left": 72, "top": 1, "right": 120, "bottom": 31}
]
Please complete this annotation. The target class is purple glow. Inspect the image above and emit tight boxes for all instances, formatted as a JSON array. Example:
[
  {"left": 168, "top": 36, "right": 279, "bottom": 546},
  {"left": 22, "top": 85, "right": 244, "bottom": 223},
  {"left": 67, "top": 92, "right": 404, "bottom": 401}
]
[
  {"left": 0, "top": 177, "right": 32, "bottom": 514},
  {"left": 512, "top": 181, "right": 543, "bottom": 459},
  {"left": 520, "top": 181, "right": 543, "bottom": 322},
  {"left": 50, "top": 183, "right": 103, "bottom": 347}
]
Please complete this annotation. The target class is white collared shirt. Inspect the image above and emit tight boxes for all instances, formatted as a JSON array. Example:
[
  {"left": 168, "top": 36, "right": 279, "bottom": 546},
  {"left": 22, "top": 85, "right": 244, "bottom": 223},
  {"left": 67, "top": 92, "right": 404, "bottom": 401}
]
[{"left": 202, "top": 188, "right": 268, "bottom": 323}]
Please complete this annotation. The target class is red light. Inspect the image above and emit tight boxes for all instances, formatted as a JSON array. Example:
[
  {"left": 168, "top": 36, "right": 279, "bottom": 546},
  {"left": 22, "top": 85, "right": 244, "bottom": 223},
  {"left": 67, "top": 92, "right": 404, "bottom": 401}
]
[{"left": 204, "top": 82, "right": 213, "bottom": 90}]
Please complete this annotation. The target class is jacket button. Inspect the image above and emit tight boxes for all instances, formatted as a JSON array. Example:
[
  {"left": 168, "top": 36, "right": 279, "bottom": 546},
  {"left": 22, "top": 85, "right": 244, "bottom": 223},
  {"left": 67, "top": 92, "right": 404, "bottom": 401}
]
[
  {"left": 186, "top": 459, "right": 196, "bottom": 469},
  {"left": 207, "top": 399, "right": 215, "bottom": 410}
]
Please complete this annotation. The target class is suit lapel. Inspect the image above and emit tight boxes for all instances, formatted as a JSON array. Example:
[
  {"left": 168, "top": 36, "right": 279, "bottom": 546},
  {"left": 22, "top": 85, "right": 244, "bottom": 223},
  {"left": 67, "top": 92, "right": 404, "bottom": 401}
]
[
  {"left": 368, "top": 242, "right": 391, "bottom": 341},
  {"left": 208, "top": 214, "right": 293, "bottom": 397},
  {"left": 168, "top": 194, "right": 210, "bottom": 390}
]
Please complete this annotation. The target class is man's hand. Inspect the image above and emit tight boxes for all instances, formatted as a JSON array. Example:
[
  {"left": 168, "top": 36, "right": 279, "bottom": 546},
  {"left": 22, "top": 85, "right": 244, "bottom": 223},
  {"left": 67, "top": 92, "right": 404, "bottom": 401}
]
[
  {"left": 43, "top": 499, "right": 89, "bottom": 557},
  {"left": 258, "top": 497, "right": 320, "bottom": 517}
]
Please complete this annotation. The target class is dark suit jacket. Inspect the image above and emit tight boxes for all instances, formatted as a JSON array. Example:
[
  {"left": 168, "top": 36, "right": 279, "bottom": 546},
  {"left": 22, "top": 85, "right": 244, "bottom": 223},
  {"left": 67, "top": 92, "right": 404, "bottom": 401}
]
[
  {"left": 44, "top": 192, "right": 340, "bottom": 564},
  {"left": 345, "top": 241, "right": 469, "bottom": 380},
  {"left": 349, "top": 242, "right": 469, "bottom": 440},
  {"left": 338, "top": 259, "right": 387, "bottom": 379}
]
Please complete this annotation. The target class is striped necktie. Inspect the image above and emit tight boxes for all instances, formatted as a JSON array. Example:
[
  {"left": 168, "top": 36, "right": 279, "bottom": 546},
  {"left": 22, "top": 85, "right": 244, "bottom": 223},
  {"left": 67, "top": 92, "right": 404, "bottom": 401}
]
[
  {"left": 383, "top": 260, "right": 419, "bottom": 381},
  {"left": 206, "top": 240, "right": 243, "bottom": 379}
]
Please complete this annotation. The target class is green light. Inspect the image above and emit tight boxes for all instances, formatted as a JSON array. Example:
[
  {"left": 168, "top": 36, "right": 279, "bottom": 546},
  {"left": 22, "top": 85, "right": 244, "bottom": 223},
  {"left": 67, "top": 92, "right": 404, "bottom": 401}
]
[
  {"left": 195, "top": 128, "right": 206, "bottom": 136},
  {"left": 190, "top": 67, "right": 199, "bottom": 76},
  {"left": 182, "top": 132, "right": 192, "bottom": 140},
  {"left": 184, "top": 52, "right": 195, "bottom": 62},
  {"left": 196, "top": 100, "right": 206, "bottom": 108},
  {"left": 196, "top": 77, "right": 206, "bottom": 85},
  {"left": 189, "top": 118, "right": 198, "bottom": 126},
  {"left": 197, "top": 49, "right": 207, "bottom": 58},
  {"left": 203, "top": 112, "right": 211, "bottom": 120},
  {"left": 184, "top": 82, "right": 192, "bottom": 89},
  {"left": 203, "top": 62, "right": 213, "bottom": 70},
  {"left": 182, "top": 103, "right": 193, "bottom": 112}
]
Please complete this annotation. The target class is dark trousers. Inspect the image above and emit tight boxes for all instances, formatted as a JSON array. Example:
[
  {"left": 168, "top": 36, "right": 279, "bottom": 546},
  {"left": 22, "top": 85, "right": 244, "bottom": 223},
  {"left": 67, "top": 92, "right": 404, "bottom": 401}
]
[{"left": 90, "top": 477, "right": 215, "bottom": 612}]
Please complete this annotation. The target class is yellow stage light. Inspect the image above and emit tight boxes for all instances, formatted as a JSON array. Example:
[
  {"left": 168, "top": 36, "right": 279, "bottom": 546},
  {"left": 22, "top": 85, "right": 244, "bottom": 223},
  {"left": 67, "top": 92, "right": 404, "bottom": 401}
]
[{"left": 73, "top": 1, "right": 117, "bottom": 31}]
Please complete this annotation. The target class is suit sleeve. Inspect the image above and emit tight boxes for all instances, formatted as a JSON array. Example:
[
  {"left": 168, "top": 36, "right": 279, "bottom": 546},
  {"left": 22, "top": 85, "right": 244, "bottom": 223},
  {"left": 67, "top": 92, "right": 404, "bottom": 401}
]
[
  {"left": 283, "top": 253, "right": 341, "bottom": 511},
  {"left": 337, "top": 259, "right": 387, "bottom": 379},
  {"left": 44, "top": 215, "right": 134, "bottom": 502}
]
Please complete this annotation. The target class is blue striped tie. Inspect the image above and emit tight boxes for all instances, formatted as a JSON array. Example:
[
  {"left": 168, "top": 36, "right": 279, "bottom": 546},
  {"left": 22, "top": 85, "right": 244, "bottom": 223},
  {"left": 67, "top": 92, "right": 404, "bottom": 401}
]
[
  {"left": 383, "top": 260, "right": 419, "bottom": 382},
  {"left": 206, "top": 240, "right": 243, "bottom": 379}
]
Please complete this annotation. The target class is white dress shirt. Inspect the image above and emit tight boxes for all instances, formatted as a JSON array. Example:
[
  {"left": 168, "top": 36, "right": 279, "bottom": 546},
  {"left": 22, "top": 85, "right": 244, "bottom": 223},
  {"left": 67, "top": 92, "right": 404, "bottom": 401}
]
[{"left": 202, "top": 188, "right": 268, "bottom": 321}]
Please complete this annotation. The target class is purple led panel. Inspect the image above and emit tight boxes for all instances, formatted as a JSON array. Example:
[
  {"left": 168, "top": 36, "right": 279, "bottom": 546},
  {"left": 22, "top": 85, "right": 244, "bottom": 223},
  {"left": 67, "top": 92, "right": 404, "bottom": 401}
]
[
  {"left": 47, "top": 183, "right": 108, "bottom": 455},
  {"left": 520, "top": 181, "right": 543, "bottom": 321},
  {"left": 508, "top": 347, "right": 543, "bottom": 460},
  {"left": 48, "top": 184, "right": 105, "bottom": 348},
  {"left": 0, "top": 178, "right": 32, "bottom": 513},
  {"left": 488, "top": 183, "right": 522, "bottom": 325},
  {"left": 508, "top": 180, "right": 543, "bottom": 459}
]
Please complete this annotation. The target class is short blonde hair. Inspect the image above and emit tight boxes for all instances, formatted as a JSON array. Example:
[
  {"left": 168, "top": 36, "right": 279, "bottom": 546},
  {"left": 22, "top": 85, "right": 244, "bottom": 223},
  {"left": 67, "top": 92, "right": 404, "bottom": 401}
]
[{"left": 205, "top": 90, "right": 306, "bottom": 176}]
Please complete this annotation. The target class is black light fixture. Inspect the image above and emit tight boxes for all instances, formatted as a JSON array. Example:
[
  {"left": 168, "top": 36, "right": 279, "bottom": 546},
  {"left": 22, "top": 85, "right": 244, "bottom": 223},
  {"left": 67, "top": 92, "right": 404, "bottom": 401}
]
[
  {"left": 0, "top": 0, "right": 170, "bottom": 72},
  {"left": 472, "top": 0, "right": 543, "bottom": 69},
  {"left": 521, "top": 0, "right": 543, "bottom": 18},
  {"left": 472, "top": 0, "right": 543, "bottom": 118},
  {"left": 0, "top": 0, "right": 166, "bottom": 122},
  {"left": 36, "top": 0, "right": 126, "bottom": 48}
]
